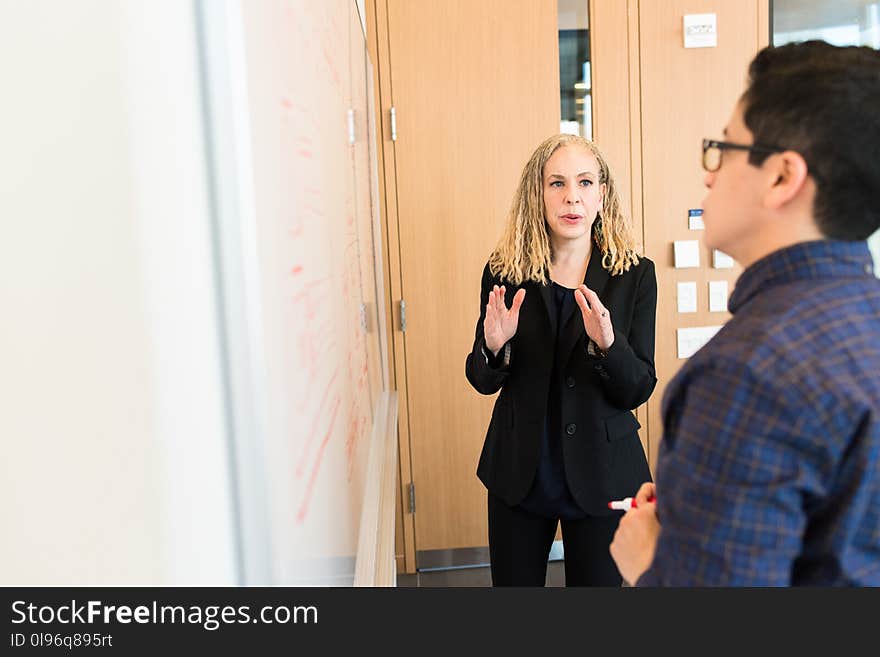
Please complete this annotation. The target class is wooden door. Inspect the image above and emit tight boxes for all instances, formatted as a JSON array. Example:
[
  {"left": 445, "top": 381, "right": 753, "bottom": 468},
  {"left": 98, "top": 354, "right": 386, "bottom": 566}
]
[
  {"left": 382, "top": 0, "right": 560, "bottom": 559},
  {"left": 639, "top": 0, "right": 769, "bottom": 468}
]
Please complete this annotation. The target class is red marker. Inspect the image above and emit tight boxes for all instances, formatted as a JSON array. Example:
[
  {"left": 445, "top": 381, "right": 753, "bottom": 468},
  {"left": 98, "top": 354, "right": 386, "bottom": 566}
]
[{"left": 607, "top": 495, "right": 656, "bottom": 510}]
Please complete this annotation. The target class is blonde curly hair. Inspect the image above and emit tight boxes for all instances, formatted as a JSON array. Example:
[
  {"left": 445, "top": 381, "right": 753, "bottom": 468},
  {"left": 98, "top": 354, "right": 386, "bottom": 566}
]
[{"left": 489, "top": 134, "right": 640, "bottom": 284}]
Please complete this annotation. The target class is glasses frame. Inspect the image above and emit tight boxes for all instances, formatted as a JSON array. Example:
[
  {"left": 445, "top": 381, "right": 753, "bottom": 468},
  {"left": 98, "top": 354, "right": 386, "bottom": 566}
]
[{"left": 702, "top": 138, "right": 785, "bottom": 172}]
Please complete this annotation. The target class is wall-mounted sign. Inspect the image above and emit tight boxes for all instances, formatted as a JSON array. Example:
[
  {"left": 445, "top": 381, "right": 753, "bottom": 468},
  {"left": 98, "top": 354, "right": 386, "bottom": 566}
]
[{"left": 683, "top": 13, "right": 717, "bottom": 49}]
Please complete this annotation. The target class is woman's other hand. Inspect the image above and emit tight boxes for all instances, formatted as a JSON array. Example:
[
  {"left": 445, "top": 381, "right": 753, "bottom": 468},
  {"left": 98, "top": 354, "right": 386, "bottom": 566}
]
[
  {"left": 574, "top": 285, "right": 614, "bottom": 351},
  {"left": 483, "top": 285, "right": 526, "bottom": 355}
]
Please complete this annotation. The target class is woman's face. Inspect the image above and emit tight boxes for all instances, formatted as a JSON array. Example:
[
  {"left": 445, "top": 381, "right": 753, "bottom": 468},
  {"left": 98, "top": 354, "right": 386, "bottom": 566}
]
[{"left": 542, "top": 145, "right": 606, "bottom": 247}]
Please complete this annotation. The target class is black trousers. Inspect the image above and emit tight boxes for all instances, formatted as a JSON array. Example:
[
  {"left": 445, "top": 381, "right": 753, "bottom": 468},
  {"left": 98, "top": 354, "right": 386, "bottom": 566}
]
[{"left": 488, "top": 492, "right": 623, "bottom": 586}]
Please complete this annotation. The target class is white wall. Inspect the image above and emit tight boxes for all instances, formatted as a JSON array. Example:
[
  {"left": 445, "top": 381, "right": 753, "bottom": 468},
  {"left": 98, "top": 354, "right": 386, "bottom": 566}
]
[{"left": 0, "top": 0, "right": 237, "bottom": 584}]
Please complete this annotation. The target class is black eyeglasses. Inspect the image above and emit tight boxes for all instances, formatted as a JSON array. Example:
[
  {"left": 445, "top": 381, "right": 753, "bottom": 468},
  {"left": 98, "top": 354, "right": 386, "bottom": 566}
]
[{"left": 702, "top": 138, "right": 785, "bottom": 172}]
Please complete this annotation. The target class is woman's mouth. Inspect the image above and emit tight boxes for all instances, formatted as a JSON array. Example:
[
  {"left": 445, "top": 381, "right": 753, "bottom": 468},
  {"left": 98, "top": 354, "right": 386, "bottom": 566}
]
[{"left": 560, "top": 214, "right": 582, "bottom": 224}]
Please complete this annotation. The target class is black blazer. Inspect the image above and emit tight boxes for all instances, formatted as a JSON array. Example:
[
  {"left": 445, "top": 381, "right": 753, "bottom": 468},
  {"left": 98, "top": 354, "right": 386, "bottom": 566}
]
[{"left": 465, "top": 247, "right": 657, "bottom": 516}]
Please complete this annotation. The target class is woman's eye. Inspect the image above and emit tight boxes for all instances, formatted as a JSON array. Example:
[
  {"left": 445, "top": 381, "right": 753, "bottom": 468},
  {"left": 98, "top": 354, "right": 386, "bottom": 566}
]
[
  {"left": 549, "top": 181, "right": 563, "bottom": 187},
  {"left": 579, "top": 179, "right": 592, "bottom": 187}
]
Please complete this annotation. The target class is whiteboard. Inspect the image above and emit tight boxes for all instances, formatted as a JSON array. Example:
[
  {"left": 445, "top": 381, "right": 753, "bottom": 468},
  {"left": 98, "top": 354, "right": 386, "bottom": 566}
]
[
  {"left": 199, "top": 0, "right": 389, "bottom": 585},
  {"left": 0, "top": 0, "right": 240, "bottom": 584}
]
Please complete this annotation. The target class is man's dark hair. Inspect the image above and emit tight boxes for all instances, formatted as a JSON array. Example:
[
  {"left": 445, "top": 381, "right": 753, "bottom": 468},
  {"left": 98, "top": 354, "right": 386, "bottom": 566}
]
[{"left": 742, "top": 40, "right": 880, "bottom": 240}]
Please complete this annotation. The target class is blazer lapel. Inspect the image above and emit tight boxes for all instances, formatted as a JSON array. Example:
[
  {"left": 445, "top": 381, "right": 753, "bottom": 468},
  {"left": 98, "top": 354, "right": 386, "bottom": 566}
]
[
  {"left": 583, "top": 243, "right": 611, "bottom": 300},
  {"left": 535, "top": 274, "right": 557, "bottom": 337},
  {"left": 558, "top": 244, "right": 610, "bottom": 364}
]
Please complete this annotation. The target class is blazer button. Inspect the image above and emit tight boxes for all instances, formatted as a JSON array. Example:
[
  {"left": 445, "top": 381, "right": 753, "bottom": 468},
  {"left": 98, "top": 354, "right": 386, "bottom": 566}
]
[
  {"left": 565, "top": 423, "right": 577, "bottom": 436},
  {"left": 566, "top": 376, "right": 575, "bottom": 388}
]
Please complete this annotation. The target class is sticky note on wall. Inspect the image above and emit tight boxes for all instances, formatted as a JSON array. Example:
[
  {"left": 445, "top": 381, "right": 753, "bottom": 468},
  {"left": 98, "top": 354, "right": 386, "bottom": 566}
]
[
  {"left": 688, "top": 209, "right": 704, "bottom": 230},
  {"left": 683, "top": 13, "right": 717, "bottom": 49},
  {"left": 674, "top": 240, "right": 700, "bottom": 268},
  {"left": 677, "top": 325, "right": 722, "bottom": 359},
  {"left": 709, "top": 280, "right": 729, "bottom": 312},
  {"left": 677, "top": 281, "right": 697, "bottom": 313},
  {"left": 713, "top": 249, "right": 734, "bottom": 269}
]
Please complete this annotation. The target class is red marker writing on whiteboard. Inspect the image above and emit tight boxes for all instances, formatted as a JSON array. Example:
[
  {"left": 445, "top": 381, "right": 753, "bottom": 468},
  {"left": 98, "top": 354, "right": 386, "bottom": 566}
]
[{"left": 607, "top": 495, "right": 656, "bottom": 510}]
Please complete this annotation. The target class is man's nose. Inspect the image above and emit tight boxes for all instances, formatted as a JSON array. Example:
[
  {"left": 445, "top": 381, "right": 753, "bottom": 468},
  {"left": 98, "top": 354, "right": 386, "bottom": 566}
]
[{"left": 703, "top": 170, "right": 715, "bottom": 188}]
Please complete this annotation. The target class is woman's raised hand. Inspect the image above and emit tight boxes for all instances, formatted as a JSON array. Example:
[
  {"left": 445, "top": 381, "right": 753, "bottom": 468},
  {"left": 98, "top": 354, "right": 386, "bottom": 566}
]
[
  {"left": 574, "top": 285, "right": 615, "bottom": 351},
  {"left": 483, "top": 285, "right": 526, "bottom": 355}
]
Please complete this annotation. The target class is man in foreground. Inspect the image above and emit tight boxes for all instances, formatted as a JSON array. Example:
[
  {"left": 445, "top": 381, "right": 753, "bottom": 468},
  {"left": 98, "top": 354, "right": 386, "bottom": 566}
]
[{"left": 610, "top": 40, "right": 880, "bottom": 586}]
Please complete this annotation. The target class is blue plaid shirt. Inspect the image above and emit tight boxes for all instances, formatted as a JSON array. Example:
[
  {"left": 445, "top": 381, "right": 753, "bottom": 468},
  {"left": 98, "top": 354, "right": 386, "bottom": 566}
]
[{"left": 639, "top": 240, "right": 880, "bottom": 586}]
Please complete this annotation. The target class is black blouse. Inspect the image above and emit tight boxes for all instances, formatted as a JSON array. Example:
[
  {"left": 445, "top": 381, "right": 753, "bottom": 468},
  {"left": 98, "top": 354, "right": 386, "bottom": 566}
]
[{"left": 517, "top": 280, "right": 588, "bottom": 520}]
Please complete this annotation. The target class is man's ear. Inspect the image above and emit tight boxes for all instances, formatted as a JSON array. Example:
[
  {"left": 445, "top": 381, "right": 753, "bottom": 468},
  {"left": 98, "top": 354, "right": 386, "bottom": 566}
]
[{"left": 763, "top": 150, "right": 809, "bottom": 209}]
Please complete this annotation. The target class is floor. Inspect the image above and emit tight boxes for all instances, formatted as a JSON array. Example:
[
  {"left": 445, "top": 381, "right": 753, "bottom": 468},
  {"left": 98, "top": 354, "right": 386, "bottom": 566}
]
[{"left": 396, "top": 561, "right": 566, "bottom": 587}]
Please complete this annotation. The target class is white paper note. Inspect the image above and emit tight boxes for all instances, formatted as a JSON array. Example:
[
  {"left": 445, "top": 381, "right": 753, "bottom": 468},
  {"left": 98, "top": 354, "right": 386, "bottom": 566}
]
[
  {"left": 674, "top": 240, "right": 700, "bottom": 268},
  {"left": 688, "top": 209, "right": 704, "bottom": 230},
  {"left": 713, "top": 249, "right": 734, "bottom": 269},
  {"left": 677, "top": 325, "right": 722, "bottom": 359},
  {"left": 683, "top": 13, "right": 717, "bottom": 49},
  {"left": 677, "top": 281, "right": 697, "bottom": 313},
  {"left": 709, "top": 280, "right": 729, "bottom": 312}
]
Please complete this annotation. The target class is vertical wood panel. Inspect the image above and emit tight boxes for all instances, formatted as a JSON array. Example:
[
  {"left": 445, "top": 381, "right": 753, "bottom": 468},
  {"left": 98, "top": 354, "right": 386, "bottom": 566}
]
[
  {"left": 639, "top": 0, "right": 762, "bottom": 469},
  {"left": 590, "top": 0, "right": 649, "bottom": 460},
  {"left": 388, "top": 0, "right": 559, "bottom": 553},
  {"left": 365, "top": 0, "right": 417, "bottom": 572},
  {"left": 759, "top": 0, "right": 770, "bottom": 49}
]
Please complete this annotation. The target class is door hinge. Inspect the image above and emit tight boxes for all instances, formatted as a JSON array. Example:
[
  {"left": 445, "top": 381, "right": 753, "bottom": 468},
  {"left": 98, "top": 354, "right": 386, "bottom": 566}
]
[
  {"left": 390, "top": 106, "right": 397, "bottom": 141},
  {"left": 408, "top": 482, "right": 416, "bottom": 513},
  {"left": 347, "top": 108, "right": 356, "bottom": 145},
  {"left": 359, "top": 302, "right": 368, "bottom": 332},
  {"left": 399, "top": 299, "right": 407, "bottom": 332}
]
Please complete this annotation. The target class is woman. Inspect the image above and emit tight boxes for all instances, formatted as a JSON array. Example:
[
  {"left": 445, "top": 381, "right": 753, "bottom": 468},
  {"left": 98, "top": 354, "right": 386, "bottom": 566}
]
[{"left": 465, "top": 134, "right": 657, "bottom": 586}]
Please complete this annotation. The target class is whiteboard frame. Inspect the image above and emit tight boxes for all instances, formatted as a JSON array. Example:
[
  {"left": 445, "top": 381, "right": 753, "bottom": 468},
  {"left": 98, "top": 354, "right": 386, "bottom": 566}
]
[{"left": 195, "top": 0, "right": 275, "bottom": 585}]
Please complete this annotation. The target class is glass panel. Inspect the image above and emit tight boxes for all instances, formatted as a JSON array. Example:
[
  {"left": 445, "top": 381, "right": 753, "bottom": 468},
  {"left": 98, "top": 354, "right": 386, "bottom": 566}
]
[
  {"left": 558, "top": 0, "right": 591, "bottom": 138},
  {"left": 773, "top": 0, "right": 880, "bottom": 47},
  {"left": 771, "top": 0, "right": 880, "bottom": 275}
]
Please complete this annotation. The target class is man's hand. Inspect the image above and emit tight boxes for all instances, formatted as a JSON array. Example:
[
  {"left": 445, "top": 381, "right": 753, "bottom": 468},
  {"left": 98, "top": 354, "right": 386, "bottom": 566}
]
[{"left": 610, "top": 483, "right": 660, "bottom": 585}]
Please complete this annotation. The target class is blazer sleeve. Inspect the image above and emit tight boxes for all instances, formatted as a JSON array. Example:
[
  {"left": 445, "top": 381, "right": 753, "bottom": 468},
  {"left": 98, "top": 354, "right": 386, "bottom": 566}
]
[
  {"left": 590, "top": 258, "right": 658, "bottom": 409},
  {"left": 465, "top": 263, "right": 512, "bottom": 395}
]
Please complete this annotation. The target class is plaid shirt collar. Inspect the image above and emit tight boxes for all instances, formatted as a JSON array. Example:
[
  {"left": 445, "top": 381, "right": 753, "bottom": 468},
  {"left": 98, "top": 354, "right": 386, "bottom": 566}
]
[{"left": 728, "top": 239, "right": 876, "bottom": 314}]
